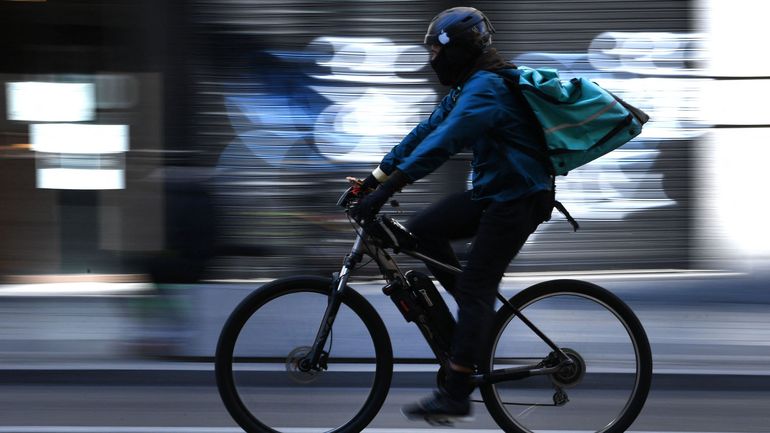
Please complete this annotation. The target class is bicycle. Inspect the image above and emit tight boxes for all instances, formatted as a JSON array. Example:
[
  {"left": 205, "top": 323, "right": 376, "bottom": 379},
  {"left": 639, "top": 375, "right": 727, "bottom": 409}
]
[{"left": 215, "top": 179, "right": 653, "bottom": 433}]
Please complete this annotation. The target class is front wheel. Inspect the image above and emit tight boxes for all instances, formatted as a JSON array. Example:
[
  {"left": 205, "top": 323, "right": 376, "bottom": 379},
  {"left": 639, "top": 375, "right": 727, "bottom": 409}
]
[
  {"left": 215, "top": 276, "right": 394, "bottom": 433},
  {"left": 481, "top": 279, "right": 652, "bottom": 433}
]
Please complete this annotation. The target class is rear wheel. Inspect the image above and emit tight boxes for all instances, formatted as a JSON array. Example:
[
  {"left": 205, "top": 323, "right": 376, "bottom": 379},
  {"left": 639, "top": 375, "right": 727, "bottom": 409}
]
[
  {"left": 215, "top": 276, "right": 393, "bottom": 433},
  {"left": 481, "top": 279, "right": 652, "bottom": 433}
]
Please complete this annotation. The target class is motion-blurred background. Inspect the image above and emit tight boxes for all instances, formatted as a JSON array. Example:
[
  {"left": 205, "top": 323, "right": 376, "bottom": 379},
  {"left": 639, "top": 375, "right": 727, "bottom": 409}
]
[
  {"left": 1, "top": 0, "right": 711, "bottom": 282},
  {"left": 0, "top": 0, "right": 769, "bottom": 417}
]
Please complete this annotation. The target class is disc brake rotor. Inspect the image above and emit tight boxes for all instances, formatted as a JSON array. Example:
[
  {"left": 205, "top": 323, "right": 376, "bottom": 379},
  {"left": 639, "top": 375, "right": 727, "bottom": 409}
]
[{"left": 285, "top": 346, "right": 323, "bottom": 384}]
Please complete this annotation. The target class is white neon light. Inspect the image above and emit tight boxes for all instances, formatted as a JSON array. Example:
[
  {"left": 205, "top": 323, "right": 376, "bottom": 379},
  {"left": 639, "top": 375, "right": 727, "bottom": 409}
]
[
  {"left": 304, "top": 37, "right": 436, "bottom": 163},
  {"left": 546, "top": 148, "right": 674, "bottom": 220},
  {"left": 527, "top": 33, "right": 711, "bottom": 141},
  {"left": 6, "top": 82, "right": 95, "bottom": 122},
  {"left": 36, "top": 168, "right": 125, "bottom": 190},
  {"left": 0, "top": 282, "right": 150, "bottom": 297},
  {"left": 596, "top": 77, "right": 709, "bottom": 139},
  {"left": 696, "top": 0, "right": 770, "bottom": 262},
  {"left": 589, "top": 32, "right": 704, "bottom": 76},
  {"left": 702, "top": 79, "right": 770, "bottom": 125},
  {"left": 310, "top": 37, "right": 429, "bottom": 84},
  {"left": 31, "top": 124, "right": 129, "bottom": 154},
  {"left": 707, "top": 128, "right": 770, "bottom": 256},
  {"left": 700, "top": 0, "right": 770, "bottom": 76},
  {"left": 30, "top": 124, "right": 129, "bottom": 190},
  {"left": 311, "top": 85, "right": 434, "bottom": 162}
]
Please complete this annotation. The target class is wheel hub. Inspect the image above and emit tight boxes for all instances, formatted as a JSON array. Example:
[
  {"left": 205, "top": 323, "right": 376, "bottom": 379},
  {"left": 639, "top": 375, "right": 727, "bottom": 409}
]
[
  {"left": 551, "top": 348, "right": 586, "bottom": 389},
  {"left": 285, "top": 346, "right": 324, "bottom": 384}
]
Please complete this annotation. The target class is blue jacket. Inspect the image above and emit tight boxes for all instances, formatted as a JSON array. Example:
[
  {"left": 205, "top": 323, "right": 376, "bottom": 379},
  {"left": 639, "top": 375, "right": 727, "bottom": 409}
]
[{"left": 379, "top": 68, "right": 552, "bottom": 202}]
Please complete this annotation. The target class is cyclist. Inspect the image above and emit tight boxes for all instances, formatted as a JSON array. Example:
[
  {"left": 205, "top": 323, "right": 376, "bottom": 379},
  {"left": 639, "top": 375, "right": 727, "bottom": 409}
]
[{"left": 350, "top": 6, "right": 555, "bottom": 424}]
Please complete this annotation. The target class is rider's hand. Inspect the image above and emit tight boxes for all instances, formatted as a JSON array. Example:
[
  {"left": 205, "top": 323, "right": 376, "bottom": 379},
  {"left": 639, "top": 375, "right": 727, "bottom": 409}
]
[
  {"left": 349, "top": 174, "right": 380, "bottom": 198},
  {"left": 360, "top": 174, "right": 380, "bottom": 192},
  {"left": 350, "top": 170, "right": 409, "bottom": 222},
  {"left": 350, "top": 186, "right": 392, "bottom": 222}
]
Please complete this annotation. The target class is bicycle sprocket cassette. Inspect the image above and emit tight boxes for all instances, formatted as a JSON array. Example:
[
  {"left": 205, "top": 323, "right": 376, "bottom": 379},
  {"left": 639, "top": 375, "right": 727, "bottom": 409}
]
[{"left": 550, "top": 348, "right": 586, "bottom": 389}]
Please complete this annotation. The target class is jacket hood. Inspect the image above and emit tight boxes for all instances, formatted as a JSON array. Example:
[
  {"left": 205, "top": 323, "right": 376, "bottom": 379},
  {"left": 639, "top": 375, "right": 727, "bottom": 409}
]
[{"left": 456, "top": 48, "right": 516, "bottom": 85}]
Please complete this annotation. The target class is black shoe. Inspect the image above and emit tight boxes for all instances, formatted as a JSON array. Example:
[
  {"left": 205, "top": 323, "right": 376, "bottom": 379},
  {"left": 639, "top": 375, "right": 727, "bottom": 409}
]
[{"left": 401, "top": 390, "right": 474, "bottom": 426}]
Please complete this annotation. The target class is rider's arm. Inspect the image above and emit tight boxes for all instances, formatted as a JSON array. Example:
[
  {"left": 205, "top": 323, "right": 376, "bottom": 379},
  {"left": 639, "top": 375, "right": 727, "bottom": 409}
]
[
  {"left": 395, "top": 75, "right": 502, "bottom": 182},
  {"left": 373, "top": 89, "right": 459, "bottom": 182}
]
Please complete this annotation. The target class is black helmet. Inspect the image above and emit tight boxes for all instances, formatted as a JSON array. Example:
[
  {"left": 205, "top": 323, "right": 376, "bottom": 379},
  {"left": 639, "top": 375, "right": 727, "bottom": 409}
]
[{"left": 424, "top": 7, "right": 495, "bottom": 49}]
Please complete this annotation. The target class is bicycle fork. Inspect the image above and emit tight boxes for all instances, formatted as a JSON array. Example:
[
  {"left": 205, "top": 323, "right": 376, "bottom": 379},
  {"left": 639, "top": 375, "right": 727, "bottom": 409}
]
[{"left": 301, "top": 235, "right": 366, "bottom": 372}]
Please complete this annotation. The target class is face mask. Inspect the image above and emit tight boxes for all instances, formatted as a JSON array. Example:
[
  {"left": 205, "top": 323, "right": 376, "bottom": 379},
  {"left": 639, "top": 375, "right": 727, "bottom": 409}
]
[{"left": 430, "top": 44, "right": 480, "bottom": 86}]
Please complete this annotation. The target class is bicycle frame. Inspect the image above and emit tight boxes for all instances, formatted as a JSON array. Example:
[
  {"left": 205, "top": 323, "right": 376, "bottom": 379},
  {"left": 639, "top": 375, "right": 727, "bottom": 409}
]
[
  {"left": 305, "top": 222, "right": 575, "bottom": 386},
  {"left": 215, "top": 184, "right": 651, "bottom": 433}
]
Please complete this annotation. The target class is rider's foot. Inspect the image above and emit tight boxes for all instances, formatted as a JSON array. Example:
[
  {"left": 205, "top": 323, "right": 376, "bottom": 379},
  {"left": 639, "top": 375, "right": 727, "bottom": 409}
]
[{"left": 401, "top": 390, "right": 474, "bottom": 426}]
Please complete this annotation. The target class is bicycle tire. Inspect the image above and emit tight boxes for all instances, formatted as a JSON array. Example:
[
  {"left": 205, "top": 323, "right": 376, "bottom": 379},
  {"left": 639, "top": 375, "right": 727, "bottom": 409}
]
[
  {"left": 215, "top": 276, "right": 394, "bottom": 433},
  {"left": 480, "top": 279, "right": 652, "bottom": 433}
]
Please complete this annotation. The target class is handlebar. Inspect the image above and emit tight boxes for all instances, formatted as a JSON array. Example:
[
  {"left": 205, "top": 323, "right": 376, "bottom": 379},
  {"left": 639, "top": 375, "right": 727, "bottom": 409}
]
[
  {"left": 337, "top": 177, "right": 399, "bottom": 213},
  {"left": 337, "top": 178, "right": 415, "bottom": 251}
]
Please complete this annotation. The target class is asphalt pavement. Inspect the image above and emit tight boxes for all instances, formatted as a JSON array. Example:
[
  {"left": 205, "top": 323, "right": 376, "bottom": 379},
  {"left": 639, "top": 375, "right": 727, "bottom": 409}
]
[
  {"left": 1, "top": 270, "right": 769, "bottom": 375},
  {"left": 0, "top": 271, "right": 769, "bottom": 432}
]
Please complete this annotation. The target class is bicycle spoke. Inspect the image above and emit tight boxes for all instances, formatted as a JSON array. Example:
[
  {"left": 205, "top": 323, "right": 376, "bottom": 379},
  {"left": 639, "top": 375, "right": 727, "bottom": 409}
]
[
  {"left": 216, "top": 279, "right": 392, "bottom": 433},
  {"left": 483, "top": 281, "right": 651, "bottom": 433},
  {"left": 232, "top": 291, "right": 377, "bottom": 429}
]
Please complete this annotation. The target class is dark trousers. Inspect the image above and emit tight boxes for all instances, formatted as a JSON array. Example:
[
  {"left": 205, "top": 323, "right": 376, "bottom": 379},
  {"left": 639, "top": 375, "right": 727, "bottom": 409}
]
[{"left": 406, "top": 189, "right": 553, "bottom": 368}]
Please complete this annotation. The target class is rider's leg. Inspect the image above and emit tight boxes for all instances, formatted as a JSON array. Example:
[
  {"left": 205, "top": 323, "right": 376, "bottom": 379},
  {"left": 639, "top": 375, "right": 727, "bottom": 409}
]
[
  {"left": 403, "top": 190, "right": 552, "bottom": 423},
  {"left": 406, "top": 191, "right": 486, "bottom": 295},
  {"left": 451, "top": 190, "right": 553, "bottom": 370}
]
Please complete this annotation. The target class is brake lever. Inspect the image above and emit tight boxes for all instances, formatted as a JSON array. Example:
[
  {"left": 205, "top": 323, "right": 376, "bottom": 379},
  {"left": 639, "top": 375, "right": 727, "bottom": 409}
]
[{"left": 336, "top": 186, "right": 355, "bottom": 208}]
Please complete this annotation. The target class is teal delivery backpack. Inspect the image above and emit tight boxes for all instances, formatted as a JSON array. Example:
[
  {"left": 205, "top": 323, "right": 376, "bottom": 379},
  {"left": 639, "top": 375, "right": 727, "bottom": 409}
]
[{"left": 497, "top": 67, "right": 650, "bottom": 176}]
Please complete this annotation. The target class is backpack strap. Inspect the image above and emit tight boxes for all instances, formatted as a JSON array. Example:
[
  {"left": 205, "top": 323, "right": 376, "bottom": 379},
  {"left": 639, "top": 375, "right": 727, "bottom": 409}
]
[
  {"left": 549, "top": 177, "right": 579, "bottom": 231},
  {"left": 491, "top": 69, "right": 555, "bottom": 174},
  {"left": 554, "top": 200, "right": 579, "bottom": 231}
]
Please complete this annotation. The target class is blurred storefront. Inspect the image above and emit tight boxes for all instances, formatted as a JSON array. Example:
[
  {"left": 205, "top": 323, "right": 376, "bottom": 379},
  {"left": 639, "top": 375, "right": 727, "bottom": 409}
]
[{"left": 1, "top": 0, "right": 708, "bottom": 283}]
